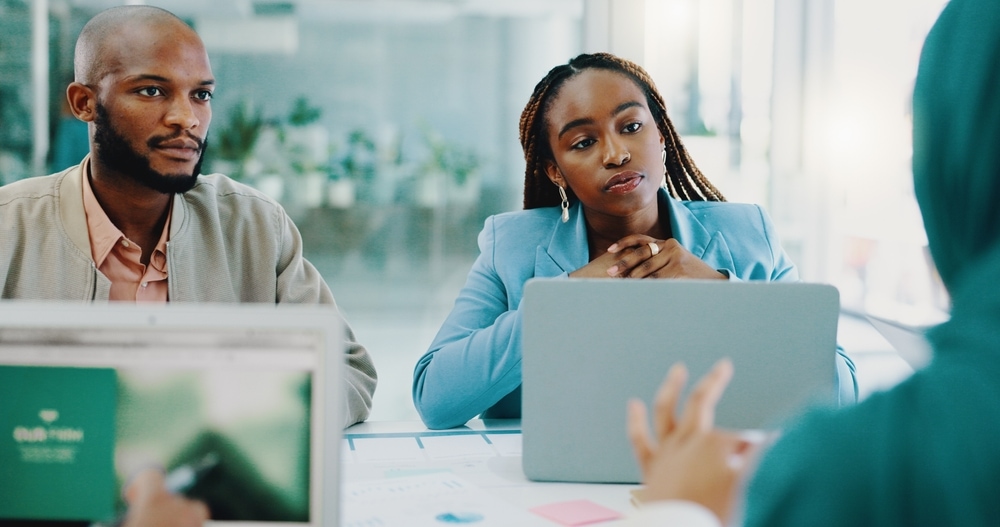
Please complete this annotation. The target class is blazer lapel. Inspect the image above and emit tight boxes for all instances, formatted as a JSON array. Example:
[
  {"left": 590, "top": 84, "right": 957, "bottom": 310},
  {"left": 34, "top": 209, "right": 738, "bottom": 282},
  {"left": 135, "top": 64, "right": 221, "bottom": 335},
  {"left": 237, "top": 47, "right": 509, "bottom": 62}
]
[
  {"left": 666, "top": 191, "right": 737, "bottom": 271},
  {"left": 531, "top": 192, "right": 738, "bottom": 277},
  {"left": 535, "top": 201, "right": 589, "bottom": 277}
]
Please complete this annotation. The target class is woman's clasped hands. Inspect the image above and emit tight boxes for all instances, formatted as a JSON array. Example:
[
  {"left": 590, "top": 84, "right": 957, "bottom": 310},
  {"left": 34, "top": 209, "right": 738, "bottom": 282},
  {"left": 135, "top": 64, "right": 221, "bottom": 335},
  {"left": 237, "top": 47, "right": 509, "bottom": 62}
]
[{"left": 571, "top": 235, "right": 728, "bottom": 280}]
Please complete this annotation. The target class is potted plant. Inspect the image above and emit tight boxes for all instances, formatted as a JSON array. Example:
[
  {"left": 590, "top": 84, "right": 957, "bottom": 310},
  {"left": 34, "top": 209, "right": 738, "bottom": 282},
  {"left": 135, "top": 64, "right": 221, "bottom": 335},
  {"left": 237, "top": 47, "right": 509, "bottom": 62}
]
[
  {"left": 212, "top": 100, "right": 264, "bottom": 182},
  {"left": 443, "top": 145, "right": 480, "bottom": 205},
  {"left": 326, "top": 160, "right": 356, "bottom": 209},
  {"left": 283, "top": 96, "right": 329, "bottom": 208},
  {"left": 416, "top": 128, "right": 481, "bottom": 208}
]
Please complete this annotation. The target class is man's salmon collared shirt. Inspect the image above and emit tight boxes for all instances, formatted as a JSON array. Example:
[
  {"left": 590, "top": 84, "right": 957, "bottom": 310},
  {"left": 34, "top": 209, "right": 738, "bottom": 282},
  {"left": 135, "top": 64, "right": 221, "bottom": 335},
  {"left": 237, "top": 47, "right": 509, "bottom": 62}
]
[{"left": 81, "top": 158, "right": 170, "bottom": 302}]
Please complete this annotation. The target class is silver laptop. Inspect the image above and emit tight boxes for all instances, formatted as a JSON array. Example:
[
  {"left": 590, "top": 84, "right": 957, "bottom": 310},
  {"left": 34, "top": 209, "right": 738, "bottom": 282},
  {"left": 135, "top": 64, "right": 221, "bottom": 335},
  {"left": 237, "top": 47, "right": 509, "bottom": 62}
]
[
  {"left": 521, "top": 279, "right": 840, "bottom": 483},
  {"left": 0, "top": 301, "right": 343, "bottom": 526}
]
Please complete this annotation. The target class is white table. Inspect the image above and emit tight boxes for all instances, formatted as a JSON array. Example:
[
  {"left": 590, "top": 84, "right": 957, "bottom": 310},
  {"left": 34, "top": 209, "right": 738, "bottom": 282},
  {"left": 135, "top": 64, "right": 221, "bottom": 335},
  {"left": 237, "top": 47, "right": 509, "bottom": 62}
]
[{"left": 342, "top": 419, "right": 639, "bottom": 526}]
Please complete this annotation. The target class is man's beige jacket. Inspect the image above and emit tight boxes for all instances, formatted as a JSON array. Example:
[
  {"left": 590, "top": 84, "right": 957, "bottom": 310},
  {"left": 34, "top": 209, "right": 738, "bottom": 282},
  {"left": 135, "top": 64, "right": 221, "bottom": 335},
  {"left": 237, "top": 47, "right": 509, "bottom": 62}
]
[{"left": 0, "top": 161, "right": 376, "bottom": 427}]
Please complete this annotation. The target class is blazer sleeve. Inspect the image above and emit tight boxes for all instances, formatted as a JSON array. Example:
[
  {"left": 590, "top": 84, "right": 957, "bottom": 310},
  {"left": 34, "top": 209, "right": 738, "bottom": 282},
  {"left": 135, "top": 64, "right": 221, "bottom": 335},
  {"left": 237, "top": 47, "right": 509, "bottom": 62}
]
[
  {"left": 686, "top": 201, "right": 798, "bottom": 283},
  {"left": 412, "top": 216, "right": 526, "bottom": 429},
  {"left": 756, "top": 204, "right": 799, "bottom": 282}
]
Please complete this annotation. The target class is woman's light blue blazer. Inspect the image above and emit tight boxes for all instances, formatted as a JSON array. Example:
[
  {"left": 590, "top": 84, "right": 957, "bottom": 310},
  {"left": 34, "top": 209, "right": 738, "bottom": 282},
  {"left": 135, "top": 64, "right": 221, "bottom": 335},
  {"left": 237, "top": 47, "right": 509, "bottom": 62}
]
[{"left": 412, "top": 189, "right": 853, "bottom": 429}]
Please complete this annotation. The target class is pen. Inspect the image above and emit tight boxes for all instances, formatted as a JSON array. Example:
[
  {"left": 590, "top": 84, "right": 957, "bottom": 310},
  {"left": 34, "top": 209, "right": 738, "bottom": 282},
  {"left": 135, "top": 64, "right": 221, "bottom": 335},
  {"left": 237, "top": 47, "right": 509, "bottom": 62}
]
[{"left": 164, "top": 452, "right": 220, "bottom": 494}]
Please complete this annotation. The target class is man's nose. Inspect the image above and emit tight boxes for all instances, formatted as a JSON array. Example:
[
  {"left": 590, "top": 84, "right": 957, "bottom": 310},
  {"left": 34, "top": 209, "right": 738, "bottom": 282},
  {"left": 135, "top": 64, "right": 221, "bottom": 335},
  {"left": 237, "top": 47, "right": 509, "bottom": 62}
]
[{"left": 164, "top": 96, "right": 200, "bottom": 130}]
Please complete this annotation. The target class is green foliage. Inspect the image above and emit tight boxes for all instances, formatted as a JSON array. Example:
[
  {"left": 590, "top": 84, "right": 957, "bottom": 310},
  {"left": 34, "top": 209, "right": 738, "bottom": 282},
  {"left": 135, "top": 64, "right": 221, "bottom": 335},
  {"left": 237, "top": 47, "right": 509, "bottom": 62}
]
[
  {"left": 216, "top": 100, "right": 264, "bottom": 164},
  {"left": 336, "top": 129, "right": 377, "bottom": 182},
  {"left": 288, "top": 96, "right": 322, "bottom": 127},
  {"left": 422, "top": 127, "right": 480, "bottom": 185}
]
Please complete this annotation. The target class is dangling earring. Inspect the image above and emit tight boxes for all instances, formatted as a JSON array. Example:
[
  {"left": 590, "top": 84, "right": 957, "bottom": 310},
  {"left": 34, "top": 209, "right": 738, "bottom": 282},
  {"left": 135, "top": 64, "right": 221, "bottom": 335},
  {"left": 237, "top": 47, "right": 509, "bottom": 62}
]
[
  {"left": 558, "top": 185, "right": 570, "bottom": 223},
  {"left": 661, "top": 148, "right": 668, "bottom": 189}
]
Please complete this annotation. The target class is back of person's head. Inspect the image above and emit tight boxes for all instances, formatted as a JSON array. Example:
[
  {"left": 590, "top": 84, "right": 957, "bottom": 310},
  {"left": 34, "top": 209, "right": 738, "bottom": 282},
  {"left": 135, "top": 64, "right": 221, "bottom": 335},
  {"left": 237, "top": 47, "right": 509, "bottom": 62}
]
[
  {"left": 518, "top": 52, "right": 725, "bottom": 209},
  {"left": 913, "top": 0, "right": 1000, "bottom": 358},
  {"left": 913, "top": 0, "right": 1000, "bottom": 294}
]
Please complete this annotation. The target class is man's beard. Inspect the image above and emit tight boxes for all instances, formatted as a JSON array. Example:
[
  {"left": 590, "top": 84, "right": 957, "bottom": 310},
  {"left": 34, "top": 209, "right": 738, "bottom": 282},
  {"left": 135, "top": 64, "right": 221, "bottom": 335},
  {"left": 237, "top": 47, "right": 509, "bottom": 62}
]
[{"left": 93, "top": 104, "right": 206, "bottom": 194}]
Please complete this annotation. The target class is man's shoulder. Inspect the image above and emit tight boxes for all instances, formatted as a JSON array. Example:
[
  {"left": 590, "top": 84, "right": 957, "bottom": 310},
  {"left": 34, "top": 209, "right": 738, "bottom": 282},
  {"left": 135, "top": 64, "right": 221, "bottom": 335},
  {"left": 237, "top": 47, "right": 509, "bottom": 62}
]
[
  {"left": 0, "top": 172, "right": 64, "bottom": 204},
  {"left": 186, "top": 173, "right": 284, "bottom": 211}
]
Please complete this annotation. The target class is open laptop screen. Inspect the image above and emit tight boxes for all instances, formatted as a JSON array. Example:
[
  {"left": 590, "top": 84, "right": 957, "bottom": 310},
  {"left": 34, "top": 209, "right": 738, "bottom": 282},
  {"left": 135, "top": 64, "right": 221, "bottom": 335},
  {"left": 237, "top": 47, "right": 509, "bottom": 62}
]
[
  {"left": 521, "top": 279, "right": 839, "bottom": 484},
  {"left": 0, "top": 302, "right": 342, "bottom": 527}
]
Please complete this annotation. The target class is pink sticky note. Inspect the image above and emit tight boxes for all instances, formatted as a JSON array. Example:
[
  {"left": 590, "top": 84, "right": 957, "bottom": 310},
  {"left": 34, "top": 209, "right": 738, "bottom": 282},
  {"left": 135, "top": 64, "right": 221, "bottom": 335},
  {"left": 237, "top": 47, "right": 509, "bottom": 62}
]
[{"left": 529, "top": 499, "right": 623, "bottom": 526}]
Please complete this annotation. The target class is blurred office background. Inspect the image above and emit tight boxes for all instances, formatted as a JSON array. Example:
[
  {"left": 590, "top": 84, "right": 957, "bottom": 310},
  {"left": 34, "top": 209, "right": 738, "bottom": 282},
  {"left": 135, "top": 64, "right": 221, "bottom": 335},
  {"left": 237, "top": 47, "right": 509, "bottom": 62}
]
[{"left": 1, "top": 0, "right": 948, "bottom": 420}]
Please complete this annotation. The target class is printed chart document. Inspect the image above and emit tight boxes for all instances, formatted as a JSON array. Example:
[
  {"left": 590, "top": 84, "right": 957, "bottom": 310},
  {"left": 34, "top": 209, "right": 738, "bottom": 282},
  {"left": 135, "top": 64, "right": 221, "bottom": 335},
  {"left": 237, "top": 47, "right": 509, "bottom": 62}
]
[
  {"left": 342, "top": 426, "right": 636, "bottom": 526},
  {"left": 343, "top": 472, "right": 546, "bottom": 527}
]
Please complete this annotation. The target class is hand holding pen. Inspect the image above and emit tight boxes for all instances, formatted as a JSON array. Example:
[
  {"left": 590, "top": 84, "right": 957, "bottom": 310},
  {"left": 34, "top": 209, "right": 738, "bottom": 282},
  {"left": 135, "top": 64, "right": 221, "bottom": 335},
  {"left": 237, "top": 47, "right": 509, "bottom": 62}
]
[
  {"left": 121, "top": 468, "right": 210, "bottom": 527},
  {"left": 120, "top": 455, "right": 218, "bottom": 527}
]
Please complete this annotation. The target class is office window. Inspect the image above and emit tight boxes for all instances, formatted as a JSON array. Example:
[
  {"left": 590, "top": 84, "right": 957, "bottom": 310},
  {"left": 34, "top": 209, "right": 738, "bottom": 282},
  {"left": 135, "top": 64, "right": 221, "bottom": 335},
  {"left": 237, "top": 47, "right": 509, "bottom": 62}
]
[
  {"left": 643, "top": 0, "right": 949, "bottom": 326},
  {"left": 824, "top": 0, "right": 949, "bottom": 324},
  {"left": 8, "top": 0, "right": 582, "bottom": 420},
  {"left": 7, "top": 0, "right": 952, "bottom": 419}
]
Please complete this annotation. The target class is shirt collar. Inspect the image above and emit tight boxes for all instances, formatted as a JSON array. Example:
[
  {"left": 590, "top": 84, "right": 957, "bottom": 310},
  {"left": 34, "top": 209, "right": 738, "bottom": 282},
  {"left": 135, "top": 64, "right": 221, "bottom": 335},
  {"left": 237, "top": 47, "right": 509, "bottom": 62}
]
[{"left": 81, "top": 158, "right": 172, "bottom": 268}]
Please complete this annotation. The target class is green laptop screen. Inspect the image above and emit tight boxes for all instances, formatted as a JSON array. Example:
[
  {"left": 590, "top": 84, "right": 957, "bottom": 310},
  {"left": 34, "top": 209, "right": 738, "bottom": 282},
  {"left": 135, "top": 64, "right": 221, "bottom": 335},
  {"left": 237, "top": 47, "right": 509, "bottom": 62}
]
[
  {"left": 0, "top": 329, "right": 316, "bottom": 524},
  {"left": 0, "top": 365, "right": 117, "bottom": 521}
]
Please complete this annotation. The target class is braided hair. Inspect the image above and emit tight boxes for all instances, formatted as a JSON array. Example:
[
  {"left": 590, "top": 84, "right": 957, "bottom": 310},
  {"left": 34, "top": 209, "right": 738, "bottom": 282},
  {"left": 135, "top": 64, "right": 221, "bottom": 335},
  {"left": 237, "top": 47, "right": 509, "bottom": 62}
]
[{"left": 519, "top": 52, "right": 725, "bottom": 209}]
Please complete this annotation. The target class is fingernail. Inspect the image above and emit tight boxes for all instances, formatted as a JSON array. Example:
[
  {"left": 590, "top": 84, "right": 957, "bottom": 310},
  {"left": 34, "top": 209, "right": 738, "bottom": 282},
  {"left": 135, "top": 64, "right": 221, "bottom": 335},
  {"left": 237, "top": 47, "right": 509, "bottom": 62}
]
[
  {"left": 607, "top": 265, "right": 619, "bottom": 276},
  {"left": 607, "top": 243, "right": 619, "bottom": 253}
]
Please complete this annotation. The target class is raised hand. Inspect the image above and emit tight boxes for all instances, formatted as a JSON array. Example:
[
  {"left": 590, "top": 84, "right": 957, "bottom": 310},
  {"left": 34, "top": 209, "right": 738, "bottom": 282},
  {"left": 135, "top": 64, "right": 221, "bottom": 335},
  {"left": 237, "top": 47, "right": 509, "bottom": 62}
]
[{"left": 627, "top": 360, "right": 760, "bottom": 525}]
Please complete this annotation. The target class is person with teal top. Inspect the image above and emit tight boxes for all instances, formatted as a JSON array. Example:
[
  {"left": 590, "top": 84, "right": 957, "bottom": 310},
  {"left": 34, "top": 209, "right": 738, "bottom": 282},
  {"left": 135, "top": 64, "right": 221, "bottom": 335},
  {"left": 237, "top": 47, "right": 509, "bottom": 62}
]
[
  {"left": 626, "top": 0, "right": 1000, "bottom": 524},
  {"left": 412, "top": 53, "right": 856, "bottom": 430}
]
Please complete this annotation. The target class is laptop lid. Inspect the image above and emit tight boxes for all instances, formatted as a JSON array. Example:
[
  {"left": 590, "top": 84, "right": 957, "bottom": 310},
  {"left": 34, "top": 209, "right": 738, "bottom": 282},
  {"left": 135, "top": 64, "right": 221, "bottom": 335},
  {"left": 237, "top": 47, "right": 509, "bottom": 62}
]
[
  {"left": 0, "top": 301, "right": 343, "bottom": 526},
  {"left": 521, "top": 279, "right": 839, "bottom": 483},
  {"left": 865, "top": 314, "right": 933, "bottom": 370}
]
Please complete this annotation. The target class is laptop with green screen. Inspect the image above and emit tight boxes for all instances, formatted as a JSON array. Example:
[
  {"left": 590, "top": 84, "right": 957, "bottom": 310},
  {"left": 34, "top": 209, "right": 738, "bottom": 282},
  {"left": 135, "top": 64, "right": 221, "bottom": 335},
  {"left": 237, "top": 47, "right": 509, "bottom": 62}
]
[{"left": 0, "top": 301, "right": 344, "bottom": 526}]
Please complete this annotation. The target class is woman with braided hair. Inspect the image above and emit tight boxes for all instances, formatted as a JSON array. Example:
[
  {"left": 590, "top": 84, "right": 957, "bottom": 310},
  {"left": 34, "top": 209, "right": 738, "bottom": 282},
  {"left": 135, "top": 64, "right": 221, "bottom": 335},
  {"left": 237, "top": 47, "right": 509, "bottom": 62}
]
[{"left": 412, "top": 52, "right": 855, "bottom": 430}]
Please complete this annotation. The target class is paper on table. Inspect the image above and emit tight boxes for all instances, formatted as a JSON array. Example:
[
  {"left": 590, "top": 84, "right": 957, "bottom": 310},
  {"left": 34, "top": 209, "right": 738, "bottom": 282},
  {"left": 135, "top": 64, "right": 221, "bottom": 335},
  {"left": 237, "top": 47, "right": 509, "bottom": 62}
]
[
  {"left": 351, "top": 437, "right": 423, "bottom": 463},
  {"left": 529, "top": 499, "right": 623, "bottom": 526},
  {"left": 344, "top": 472, "right": 548, "bottom": 527},
  {"left": 348, "top": 432, "right": 523, "bottom": 464},
  {"left": 341, "top": 437, "right": 355, "bottom": 464},
  {"left": 421, "top": 434, "right": 496, "bottom": 459},
  {"left": 485, "top": 433, "right": 522, "bottom": 456}
]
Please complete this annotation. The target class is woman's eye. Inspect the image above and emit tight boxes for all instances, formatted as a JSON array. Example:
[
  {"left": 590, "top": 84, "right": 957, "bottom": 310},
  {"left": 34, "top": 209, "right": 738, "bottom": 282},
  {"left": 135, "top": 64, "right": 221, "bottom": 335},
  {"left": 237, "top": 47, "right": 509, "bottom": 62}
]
[
  {"left": 194, "top": 90, "right": 214, "bottom": 101},
  {"left": 571, "top": 138, "right": 595, "bottom": 150},
  {"left": 137, "top": 87, "right": 163, "bottom": 97},
  {"left": 623, "top": 122, "right": 642, "bottom": 133}
]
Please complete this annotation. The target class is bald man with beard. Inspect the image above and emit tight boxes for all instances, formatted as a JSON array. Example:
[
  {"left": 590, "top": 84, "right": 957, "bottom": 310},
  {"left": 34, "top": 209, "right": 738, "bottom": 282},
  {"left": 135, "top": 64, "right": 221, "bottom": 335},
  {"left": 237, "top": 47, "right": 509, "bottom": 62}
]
[{"left": 0, "top": 6, "right": 376, "bottom": 427}]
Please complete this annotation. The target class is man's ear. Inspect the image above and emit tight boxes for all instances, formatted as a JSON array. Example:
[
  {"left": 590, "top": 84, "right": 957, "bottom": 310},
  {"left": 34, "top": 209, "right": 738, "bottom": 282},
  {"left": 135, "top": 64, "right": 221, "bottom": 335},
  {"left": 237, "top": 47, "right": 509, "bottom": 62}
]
[
  {"left": 544, "top": 160, "right": 565, "bottom": 189},
  {"left": 66, "top": 82, "right": 97, "bottom": 123}
]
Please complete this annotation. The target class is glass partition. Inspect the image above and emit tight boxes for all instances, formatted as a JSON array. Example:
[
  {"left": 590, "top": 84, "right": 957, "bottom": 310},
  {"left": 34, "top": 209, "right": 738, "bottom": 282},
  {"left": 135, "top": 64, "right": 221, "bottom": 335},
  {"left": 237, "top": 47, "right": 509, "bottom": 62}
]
[
  {"left": 5, "top": 0, "right": 582, "bottom": 420},
  {"left": 4, "top": 0, "right": 952, "bottom": 420}
]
